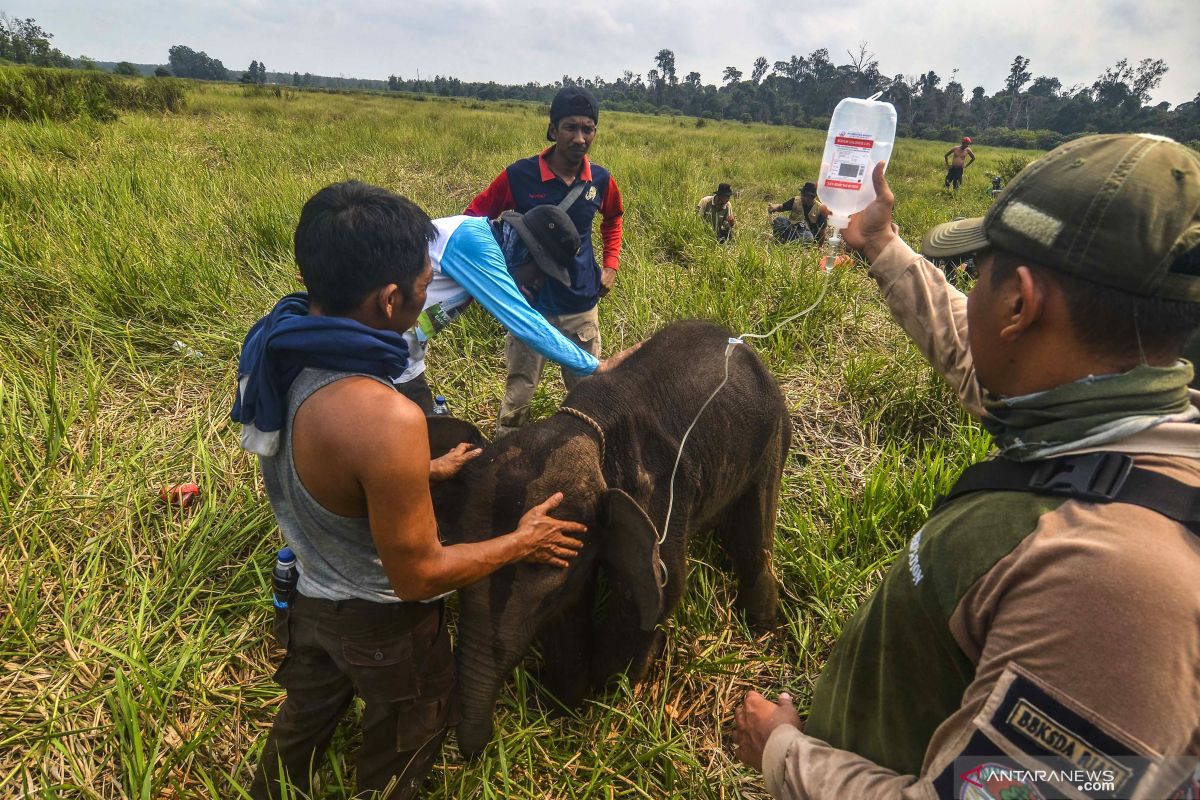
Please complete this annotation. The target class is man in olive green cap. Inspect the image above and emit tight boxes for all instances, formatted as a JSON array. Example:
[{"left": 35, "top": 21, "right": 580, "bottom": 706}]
[{"left": 734, "top": 134, "right": 1200, "bottom": 799}]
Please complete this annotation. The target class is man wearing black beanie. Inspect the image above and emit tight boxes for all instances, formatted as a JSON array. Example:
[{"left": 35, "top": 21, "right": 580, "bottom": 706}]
[{"left": 466, "top": 85, "right": 624, "bottom": 437}]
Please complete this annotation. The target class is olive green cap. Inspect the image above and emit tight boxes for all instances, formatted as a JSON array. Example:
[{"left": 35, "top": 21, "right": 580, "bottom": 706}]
[{"left": 922, "top": 134, "right": 1200, "bottom": 302}]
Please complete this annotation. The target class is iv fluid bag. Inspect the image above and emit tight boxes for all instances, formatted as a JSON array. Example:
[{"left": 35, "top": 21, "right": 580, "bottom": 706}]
[{"left": 818, "top": 96, "right": 897, "bottom": 229}]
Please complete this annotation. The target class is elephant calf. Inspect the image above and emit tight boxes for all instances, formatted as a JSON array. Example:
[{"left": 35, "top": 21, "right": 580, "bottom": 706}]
[{"left": 428, "top": 320, "right": 790, "bottom": 757}]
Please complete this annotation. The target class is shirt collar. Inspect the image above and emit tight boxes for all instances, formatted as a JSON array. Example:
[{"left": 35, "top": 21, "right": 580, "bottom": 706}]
[{"left": 539, "top": 146, "right": 593, "bottom": 183}]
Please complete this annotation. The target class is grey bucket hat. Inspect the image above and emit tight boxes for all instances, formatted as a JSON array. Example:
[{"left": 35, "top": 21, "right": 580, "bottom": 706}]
[{"left": 499, "top": 205, "right": 581, "bottom": 287}]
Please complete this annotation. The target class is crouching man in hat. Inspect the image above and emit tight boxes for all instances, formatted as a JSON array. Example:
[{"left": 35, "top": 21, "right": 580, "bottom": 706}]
[
  {"left": 466, "top": 85, "right": 624, "bottom": 437},
  {"left": 768, "top": 182, "right": 830, "bottom": 245},
  {"left": 735, "top": 134, "right": 1200, "bottom": 798}
]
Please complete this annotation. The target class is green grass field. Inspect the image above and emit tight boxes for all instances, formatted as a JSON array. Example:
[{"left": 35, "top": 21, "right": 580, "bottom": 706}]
[{"left": 0, "top": 84, "right": 1025, "bottom": 797}]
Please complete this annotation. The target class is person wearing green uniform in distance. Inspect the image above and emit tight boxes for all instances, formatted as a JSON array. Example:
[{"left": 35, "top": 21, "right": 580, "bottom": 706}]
[{"left": 697, "top": 183, "right": 736, "bottom": 242}]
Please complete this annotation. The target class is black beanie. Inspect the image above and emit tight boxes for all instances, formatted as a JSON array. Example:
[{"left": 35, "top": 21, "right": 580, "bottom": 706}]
[{"left": 550, "top": 86, "right": 599, "bottom": 125}]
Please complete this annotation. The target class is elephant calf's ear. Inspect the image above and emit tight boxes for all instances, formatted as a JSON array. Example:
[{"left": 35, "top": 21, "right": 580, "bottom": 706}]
[
  {"left": 426, "top": 416, "right": 489, "bottom": 460},
  {"left": 599, "top": 489, "right": 664, "bottom": 632}
]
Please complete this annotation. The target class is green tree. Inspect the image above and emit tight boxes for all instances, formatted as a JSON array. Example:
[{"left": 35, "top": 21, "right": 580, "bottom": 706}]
[
  {"left": 154, "top": 66, "right": 171, "bottom": 77},
  {"left": 751, "top": 56, "right": 769, "bottom": 84},
  {"left": 0, "top": 13, "right": 71, "bottom": 66},
  {"left": 241, "top": 59, "right": 264, "bottom": 84},
  {"left": 1130, "top": 58, "right": 1167, "bottom": 104},
  {"left": 654, "top": 49, "right": 677, "bottom": 85},
  {"left": 168, "top": 45, "right": 228, "bottom": 80},
  {"left": 722, "top": 66, "right": 742, "bottom": 86},
  {"left": 914, "top": 70, "right": 944, "bottom": 128},
  {"left": 113, "top": 61, "right": 140, "bottom": 76},
  {"left": 1003, "top": 55, "right": 1032, "bottom": 126}
]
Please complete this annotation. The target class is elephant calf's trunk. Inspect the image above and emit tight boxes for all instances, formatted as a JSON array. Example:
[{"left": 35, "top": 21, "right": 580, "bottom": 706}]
[{"left": 454, "top": 635, "right": 510, "bottom": 759}]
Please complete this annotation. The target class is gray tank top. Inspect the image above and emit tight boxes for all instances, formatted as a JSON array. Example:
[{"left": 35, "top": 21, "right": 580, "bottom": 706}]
[{"left": 260, "top": 368, "right": 401, "bottom": 603}]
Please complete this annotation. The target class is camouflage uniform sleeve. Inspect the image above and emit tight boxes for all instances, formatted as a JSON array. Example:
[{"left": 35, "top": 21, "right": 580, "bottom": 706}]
[
  {"left": 866, "top": 237, "right": 984, "bottom": 418},
  {"left": 761, "top": 490, "right": 1200, "bottom": 800},
  {"left": 762, "top": 725, "right": 938, "bottom": 799}
]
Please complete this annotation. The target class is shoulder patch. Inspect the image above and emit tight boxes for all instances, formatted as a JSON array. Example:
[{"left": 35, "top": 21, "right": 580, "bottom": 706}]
[
  {"left": 972, "top": 663, "right": 1175, "bottom": 798},
  {"left": 986, "top": 665, "right": 1142, "bottom": 793},
  {"left": 931, "top": 662, "right": 1193, "bottom": 799}
]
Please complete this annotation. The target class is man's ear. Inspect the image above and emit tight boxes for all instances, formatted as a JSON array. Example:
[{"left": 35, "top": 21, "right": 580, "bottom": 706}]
[
  {"left": 367, "top": 283, "right": 398, "bottom": 321},
  {"left": 546, "top": 123, "right": 556, "bottom": 142},
  {"left": 598, "top": 489, "right": 664, "bottom": 632},
  {"left": 1001, "top": 265, "right": 1047, "bottom": 340}
]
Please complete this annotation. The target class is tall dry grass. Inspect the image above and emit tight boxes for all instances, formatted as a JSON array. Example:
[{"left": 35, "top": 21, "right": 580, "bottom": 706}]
[{"left": 0, "top": 84, "right": 1012, "bottom": 797}]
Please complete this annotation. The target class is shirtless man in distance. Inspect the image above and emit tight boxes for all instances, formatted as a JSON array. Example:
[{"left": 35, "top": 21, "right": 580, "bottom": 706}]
[{"left": 943, "top": 136, "right": 976, "bottom": 190}]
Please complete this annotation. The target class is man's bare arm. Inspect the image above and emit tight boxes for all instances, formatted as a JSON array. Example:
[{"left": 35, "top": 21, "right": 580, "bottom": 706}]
[{"left": 354, "top": 391, "right": 584, "bottom": 599}]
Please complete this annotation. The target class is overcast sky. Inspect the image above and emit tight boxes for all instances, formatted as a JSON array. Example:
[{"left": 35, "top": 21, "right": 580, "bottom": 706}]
[{"left": 18, "top": 0, "right": 1200, "bottom": 106}]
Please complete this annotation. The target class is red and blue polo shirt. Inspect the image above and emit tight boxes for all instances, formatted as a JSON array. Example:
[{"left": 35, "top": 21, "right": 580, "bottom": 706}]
[{"left": 465, "top": 147, "right": 623, "bottom": 315}]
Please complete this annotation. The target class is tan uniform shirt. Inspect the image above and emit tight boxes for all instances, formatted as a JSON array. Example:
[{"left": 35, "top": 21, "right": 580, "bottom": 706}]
[
  {"left": 763, "top": 238, "right": 1200, "bottom": 799},
  {"left": 697, "top": 195, "right": 735, "bottom": 233}
]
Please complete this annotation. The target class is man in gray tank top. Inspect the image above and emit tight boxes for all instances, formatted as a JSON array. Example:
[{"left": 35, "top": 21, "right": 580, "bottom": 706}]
[{"left": 239, "top": 181, "right": 587, "bottom": 799}]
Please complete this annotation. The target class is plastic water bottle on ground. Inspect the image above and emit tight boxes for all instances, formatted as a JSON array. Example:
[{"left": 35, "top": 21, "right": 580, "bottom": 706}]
[
  {"left": 432, "top": 395, "right": 450, "bottom": 416},
  {"left": 272, "top": 547, "right": 298, "bottom": 609},
  {"left": 816, "top": 94, "right": 897, "bottom": 270},
  {"left": 172, "top": 340, "right": 203, "bottom": 359}
]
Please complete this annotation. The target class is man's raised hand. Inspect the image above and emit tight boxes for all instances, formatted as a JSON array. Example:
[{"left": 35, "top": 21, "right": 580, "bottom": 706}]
[{"left": 841, "top": 161, "right": 898, "bottom": 262}]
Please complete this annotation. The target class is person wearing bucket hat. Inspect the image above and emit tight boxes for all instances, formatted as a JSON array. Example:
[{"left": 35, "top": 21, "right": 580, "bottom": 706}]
[
  {"left": 697, "top": 183, "right": 737, "bottom": 242},
  {"left": 735, "top": 135, "right": 1200, "bottom": 799},
  {"left": 943, "top": 136, "right": 976, "bottom": 190},
  {"left": 466, "top": 85, "right": 624, "bottom": 437},
  {"left": 768, "top": 181, "right": 831, "bottom": 245},
  {"left": 391, "top": 203, "right": 635, "bottom": 414},
  {"left": 498, "top": 205, "right": 580, "bottom": 288}
]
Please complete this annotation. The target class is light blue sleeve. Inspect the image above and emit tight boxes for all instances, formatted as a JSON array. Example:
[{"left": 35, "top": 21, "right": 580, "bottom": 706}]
[{"left": 441, "top": 218, "right": 600, "bottom": 376}]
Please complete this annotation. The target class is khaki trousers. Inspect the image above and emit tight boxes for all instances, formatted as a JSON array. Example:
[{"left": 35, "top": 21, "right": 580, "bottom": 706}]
[{"left": 496, "top": 306, "right": 601, "bottom": 437}]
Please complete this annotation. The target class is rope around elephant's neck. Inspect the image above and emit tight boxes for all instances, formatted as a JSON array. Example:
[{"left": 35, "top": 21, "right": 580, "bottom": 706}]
[
  {"left": 557, "top": 405, "right": 606, "bottom": 466},
  {"left": 553, "top": 268, "right": 832, "bottom": 592}
]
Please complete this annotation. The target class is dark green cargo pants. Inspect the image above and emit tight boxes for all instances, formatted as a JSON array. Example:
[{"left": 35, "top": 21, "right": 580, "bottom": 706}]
[{"left": 250, "top": 593, "right": 455, "bottom": 799}]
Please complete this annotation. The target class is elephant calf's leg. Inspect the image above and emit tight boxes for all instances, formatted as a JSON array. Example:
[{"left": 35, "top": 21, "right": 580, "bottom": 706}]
[
  {"left": 534, "top": 596, "right": 592, "bottom": 712},
  {"left": 713, "top": 475, "right": 781, "bottom": 629},
  {"left": 591, "top": 594, "right": 664, "bottom": 690}
]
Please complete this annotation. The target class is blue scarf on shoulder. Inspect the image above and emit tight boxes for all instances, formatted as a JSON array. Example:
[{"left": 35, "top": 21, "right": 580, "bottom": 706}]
[{"left": 231, "top": 293, "right": 409, "bottom": 456}]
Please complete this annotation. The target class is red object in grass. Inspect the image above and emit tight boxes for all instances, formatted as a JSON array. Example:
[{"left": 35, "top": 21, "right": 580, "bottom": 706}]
[
  {"left": 161, "top": 482, "right": 200, "bottom": 508},
  {"left": 818, "top": 253, "right": 855, "bottom": 272}
]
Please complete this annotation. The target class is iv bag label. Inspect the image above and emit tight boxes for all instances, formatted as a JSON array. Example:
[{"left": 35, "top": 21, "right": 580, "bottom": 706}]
[{"left": 825, "top": 133, "right": 874, "bottom": 191}]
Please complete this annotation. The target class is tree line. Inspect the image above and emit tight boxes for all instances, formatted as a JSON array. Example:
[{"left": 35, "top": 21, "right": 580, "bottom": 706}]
[
  {"left": 3, "top": 12, "right": 1196, "bottom": 148},
  {"left": 378, "top": 47, "right": 1198, "bottom": 149}
]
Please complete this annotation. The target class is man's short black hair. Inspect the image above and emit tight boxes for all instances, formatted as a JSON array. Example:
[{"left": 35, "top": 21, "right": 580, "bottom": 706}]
[
  {"left": 990, "top": 247, "right": 1200, "bottom": 363},
  {"left": 294, "top": 181, "right": 437, "bottom": 315}
]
